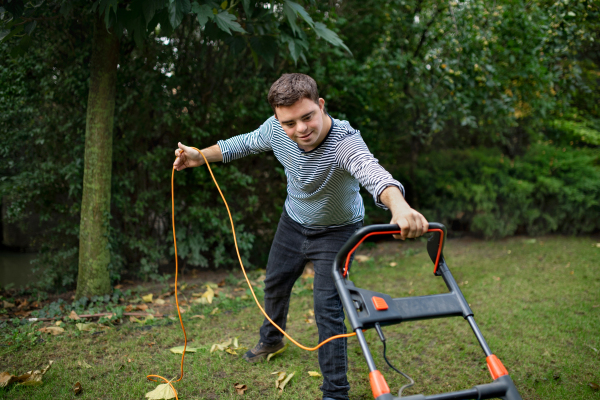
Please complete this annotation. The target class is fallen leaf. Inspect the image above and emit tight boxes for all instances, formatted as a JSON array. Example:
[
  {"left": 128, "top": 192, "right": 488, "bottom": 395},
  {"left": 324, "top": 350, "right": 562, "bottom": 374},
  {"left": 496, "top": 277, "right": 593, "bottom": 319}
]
[
  {"left": 234, "top": 382, "right": 247, "bottom": 395},
  {"left": 354, "top": 255, "right": 371, "bottom": 263},
  {"left": 225, "top": 348, "right": 238, "bottom": 355},
  {"left": 594, "top": 243, "right": 600, "bottom": 248},
  {"left": 124, "top": 305, "right": 134, "bottom": 312},
  {"left": 205, "top": 282, "right": 219, "bottom": 289},
  {"left": 308, "top": 371, "right": 321, "bottom": 377},
  {"left": 129, "top": 316, "right": 142, "bottom": 323},
  {"left": 272, "top": 371, "right": 286, "bottom": 388},
  {"left": 145, "top": 383, "right": 177, "bottom": 399},
  {"left": 155, "top": 299, "right": 166, "bottom": 305},
  {"left": 0, "top": 372, "right": 18, "bottom": 388},
  {"left": 305, "top": 319, "right": 314, "bottom": 324},
  {"left": 266, "top": 343, "right": 289, "bottom": 362},
  {"left": 3, "top": 300, "right": 15, "bottom": 308},
  {"left": 114, "top": 284, "right": 123, "bottom": 289},
  {"left": 38, "top": 326, "right": 64, "bottom": 336},
  {"left": 69, "top": 310, "right": 80, "bottom": 320},
  {"left": 0, "top": 360, "right": 54, "bottom": 387},
  {"left": 77, "top": 360, "right": 92, "bottom": 369},
  {"left": 55, "top": 321, "right": 63, "bottom": 326},
  {"left": 202, "top": 285, "right": 215, "bottom": 304},
  {"left": 127, "top": 358, "right": 133, "bottom": 363},
  {"left": 279, "top": 372, "right": 294, "bottom": 391},
  {"left": 210, "top": 307, "right": 220, "bottom": 315},
  {"left": 73, "top": 381, "right": 83, "bottom": 395},
  {"left": 218, "top": 279, "right": 226, "bottom": 287},
  {"left": 589, "top": 382, "right": 599, "bottom": 390},
  {"left": 191, "top": 315, "right": 205, "bottom": 319},
  {"left": 142, "top": 294, "right": 154, "bottom": 303},
  {"left": 76, "top": 323, "right": 96, "bottom": 331},
  {"left": 169, "top": 346, "right": 198, "bottom": 354},
  {"left": 389, "top": 262, "right": 397, "bottom": 267},
  {"left": 210, "top": 338, "right": 233, "bottom": 353}
]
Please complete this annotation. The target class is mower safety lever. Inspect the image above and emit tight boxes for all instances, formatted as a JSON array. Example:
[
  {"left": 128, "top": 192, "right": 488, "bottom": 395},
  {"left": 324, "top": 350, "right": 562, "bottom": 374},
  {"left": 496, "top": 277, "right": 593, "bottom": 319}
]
[{"left": 333, "top": 222, "right": 446, "bottom": 278}]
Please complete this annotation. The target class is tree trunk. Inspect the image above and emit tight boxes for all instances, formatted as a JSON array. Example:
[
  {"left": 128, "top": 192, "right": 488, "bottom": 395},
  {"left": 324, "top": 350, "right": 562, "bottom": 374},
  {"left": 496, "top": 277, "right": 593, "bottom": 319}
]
[{"left": 75, "top": 14, "right": 119, "bottom": 299}]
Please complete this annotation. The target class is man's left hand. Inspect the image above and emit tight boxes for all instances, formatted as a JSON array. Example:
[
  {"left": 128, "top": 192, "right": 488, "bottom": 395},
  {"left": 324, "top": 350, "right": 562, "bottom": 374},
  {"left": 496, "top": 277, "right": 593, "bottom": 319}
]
[{"left": 380, "top": 186, "right": 429, "bottom": 240}]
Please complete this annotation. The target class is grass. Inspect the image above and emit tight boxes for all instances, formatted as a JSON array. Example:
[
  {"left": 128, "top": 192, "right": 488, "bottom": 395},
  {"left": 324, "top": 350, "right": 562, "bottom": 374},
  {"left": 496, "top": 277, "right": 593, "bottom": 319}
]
[{"left": 1, "top": 235, "right": 599, "bottom": 399}]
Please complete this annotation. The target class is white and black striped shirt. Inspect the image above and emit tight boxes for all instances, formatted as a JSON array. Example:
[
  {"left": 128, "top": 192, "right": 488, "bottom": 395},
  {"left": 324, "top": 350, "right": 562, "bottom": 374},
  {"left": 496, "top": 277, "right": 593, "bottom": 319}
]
[{"left": 218, "top": 116, "right": 404, "bottom": 227}]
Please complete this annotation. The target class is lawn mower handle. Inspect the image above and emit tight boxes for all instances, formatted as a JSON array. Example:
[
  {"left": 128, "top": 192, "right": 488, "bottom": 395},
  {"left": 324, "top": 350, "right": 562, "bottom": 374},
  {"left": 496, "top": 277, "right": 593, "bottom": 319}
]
[
  {"left": 333, "top": 222, "right": 447, "bottom": 278},
  {"left": 332, "top": 222, "right": 523, "bottom": 400}
]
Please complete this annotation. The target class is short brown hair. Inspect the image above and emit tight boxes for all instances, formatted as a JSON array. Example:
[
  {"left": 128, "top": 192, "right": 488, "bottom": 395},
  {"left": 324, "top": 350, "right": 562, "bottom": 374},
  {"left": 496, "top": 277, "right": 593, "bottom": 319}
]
[{"left": 268, "top": 73, "right": 319, "bottom": 112}]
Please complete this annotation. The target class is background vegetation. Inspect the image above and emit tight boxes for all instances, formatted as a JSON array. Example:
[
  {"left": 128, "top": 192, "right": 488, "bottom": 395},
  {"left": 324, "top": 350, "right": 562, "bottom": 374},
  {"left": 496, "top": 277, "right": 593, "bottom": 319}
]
[{"left": 1, "top": 0, "right": 599, "bottom": 292}]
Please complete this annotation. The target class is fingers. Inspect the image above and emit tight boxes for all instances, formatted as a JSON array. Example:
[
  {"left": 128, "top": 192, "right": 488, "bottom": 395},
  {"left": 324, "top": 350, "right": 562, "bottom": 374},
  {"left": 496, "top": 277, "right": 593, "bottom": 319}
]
[
  {"left": 173, "top": 144, "right": 187, "bottom": 171},
  {"left": 391, "top": 210, "right": 429, "bottom": 240}
]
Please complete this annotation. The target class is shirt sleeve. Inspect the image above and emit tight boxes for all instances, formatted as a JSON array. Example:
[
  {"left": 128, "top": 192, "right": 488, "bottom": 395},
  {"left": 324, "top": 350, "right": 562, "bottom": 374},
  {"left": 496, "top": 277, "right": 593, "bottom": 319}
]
[
  {"left": 335, "top": 132, "right": 405, "bottom": 209},
  {"left": 217, "top": 117, "right": 275, "bottom": 163}
]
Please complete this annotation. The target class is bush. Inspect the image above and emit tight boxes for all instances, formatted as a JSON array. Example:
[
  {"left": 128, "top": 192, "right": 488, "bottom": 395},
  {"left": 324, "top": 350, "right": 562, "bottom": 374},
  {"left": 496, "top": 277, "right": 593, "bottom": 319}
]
[{"left": 413, "top": 144, "right": 600, "bottom": 238}]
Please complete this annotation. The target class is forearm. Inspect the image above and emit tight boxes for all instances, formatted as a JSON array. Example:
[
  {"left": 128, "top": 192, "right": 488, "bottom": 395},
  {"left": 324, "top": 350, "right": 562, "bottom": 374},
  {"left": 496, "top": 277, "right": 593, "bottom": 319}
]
[
  {"left": 379, "top": 186, "right": 410, "bottom": 216},
  {"left": 196, "top": 144, "right": 223, "bottom": 164}
]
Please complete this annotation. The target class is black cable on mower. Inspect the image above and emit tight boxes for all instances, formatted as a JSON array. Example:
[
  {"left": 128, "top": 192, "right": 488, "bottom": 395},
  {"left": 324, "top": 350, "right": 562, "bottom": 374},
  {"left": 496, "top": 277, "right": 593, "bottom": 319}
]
[{"left": 375, "top": 323, "right": 415, "bottom": 398}]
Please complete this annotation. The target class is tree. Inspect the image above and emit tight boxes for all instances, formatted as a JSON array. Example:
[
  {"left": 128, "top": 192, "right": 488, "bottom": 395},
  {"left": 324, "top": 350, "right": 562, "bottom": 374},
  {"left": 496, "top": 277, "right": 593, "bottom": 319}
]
[{"left": 1, "top": 0, "right": 349, "bottom": 298}]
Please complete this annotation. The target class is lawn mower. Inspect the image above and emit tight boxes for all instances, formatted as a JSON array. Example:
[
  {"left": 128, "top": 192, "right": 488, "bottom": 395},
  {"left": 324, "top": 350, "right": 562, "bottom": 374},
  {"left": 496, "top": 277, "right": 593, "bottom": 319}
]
[{"left": 333, "top": 223, "right": 522, "bottom": 400}]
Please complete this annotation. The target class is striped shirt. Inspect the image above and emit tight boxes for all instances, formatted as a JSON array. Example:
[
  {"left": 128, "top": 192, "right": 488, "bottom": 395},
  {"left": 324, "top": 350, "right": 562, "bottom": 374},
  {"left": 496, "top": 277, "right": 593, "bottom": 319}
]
[{"left": 217, "top": 115, "right": 404, "bottom": 227}]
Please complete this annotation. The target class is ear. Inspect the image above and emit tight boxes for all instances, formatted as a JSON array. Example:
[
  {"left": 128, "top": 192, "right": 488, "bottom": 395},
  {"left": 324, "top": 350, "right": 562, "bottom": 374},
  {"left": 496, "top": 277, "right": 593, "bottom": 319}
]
[{"left": 318, "top": 98, "right": 325, "bottom": 112}]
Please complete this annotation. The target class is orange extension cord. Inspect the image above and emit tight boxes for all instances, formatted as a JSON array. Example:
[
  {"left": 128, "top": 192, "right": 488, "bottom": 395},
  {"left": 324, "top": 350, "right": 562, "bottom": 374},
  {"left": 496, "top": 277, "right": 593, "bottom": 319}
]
[{"left": 146, "top": 148, "right": 357, "bottom": 398}]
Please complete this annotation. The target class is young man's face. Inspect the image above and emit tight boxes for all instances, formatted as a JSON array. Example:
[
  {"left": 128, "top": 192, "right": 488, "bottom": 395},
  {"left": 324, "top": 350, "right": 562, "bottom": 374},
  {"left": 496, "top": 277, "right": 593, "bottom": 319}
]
[{"left": 275, "top": 97, "right": 330, "bottom": 151}]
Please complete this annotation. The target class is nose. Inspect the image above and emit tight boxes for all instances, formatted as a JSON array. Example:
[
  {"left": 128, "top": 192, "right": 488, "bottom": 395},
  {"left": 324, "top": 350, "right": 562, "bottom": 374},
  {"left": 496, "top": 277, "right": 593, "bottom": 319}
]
[{"left": 296, "top": 121, "right": 307, "bottom": 134}]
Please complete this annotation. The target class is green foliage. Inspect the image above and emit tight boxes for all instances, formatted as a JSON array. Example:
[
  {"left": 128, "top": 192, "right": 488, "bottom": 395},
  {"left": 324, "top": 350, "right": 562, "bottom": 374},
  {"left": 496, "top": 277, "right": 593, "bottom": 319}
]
[
  {"left": 1, "top": 0, "right": 600, "bottom": 292},
  {"left": 413, "top": 144, "right": 600, "bottom": 238}
]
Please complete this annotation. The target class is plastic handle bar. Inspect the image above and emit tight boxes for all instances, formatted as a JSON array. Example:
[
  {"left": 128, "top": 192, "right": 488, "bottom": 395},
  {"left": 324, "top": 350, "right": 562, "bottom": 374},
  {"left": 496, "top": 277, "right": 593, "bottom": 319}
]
[{"left": 335, "top": 223, "right": 446, "bottom": 277}]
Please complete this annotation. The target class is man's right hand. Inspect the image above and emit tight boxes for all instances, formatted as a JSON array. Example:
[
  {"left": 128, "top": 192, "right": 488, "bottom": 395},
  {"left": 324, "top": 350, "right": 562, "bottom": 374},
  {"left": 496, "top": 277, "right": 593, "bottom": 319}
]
[{"left": 173, "top": 142, "right": 203, "bottom": 171}]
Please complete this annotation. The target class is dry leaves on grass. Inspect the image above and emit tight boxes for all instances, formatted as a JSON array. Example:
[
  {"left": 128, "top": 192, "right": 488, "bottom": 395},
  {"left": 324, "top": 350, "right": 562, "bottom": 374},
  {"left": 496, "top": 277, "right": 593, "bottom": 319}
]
[
  {"left": 76, "top": 323, "right": 111, "bottom": 332},
  {"left": 0, "top": 360, "right": 53, "bottom": 388},
  {"left": 73, "top": 381, "right": 83, "bottom": 395},
  {"left": 38, "top": 326, "right": 64, "bottom": 335},
  {"left": 355, "top": 255, "right": 371, "bottom": 263},
  {"left": 210, "top": 337, "right": 246, "bottom": 355},
  {"left": 271, "top": 371, "right": 295, "bottom": 391},
  {"left": 69, "top": 310, "right": 81, "bottom": 320},
  {"left": 169, "top": 346, "right": 199, "bottom": 354},
  {"left": 77, "top": 361, "right": 92, "bottom": 369},
  {"left": 142, "top": 294, "right": 154, "bottom": 303},
  {"left": 130, "top": 315, "right": 154, "bottom": 324},
  {"left": 155, "top": 298, "right": 166, "bottom": 305},
  {"left": 308, "top": 371, "right": 321, "bottom": 377},
  {"left": 3, "top": 300, "right": 15, "bottom": 308},
  {"left": 266, "top": 343, "right": 289, "bottom": 362},
  {"left": 234, "top": 383, "right": 248, "bottom": 395},
  {"left": 145, "top": 383, "right": 177, "bottom": 399},
  {"left": 191, "top": 285, "right": 215, "bottom": 304}
]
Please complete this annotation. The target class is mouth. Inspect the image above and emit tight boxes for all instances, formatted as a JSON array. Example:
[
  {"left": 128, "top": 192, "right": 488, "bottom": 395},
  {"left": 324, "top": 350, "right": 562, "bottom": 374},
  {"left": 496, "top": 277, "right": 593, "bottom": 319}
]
[{"left": 297, "top": 131, "right": 313, "bottom": 140}]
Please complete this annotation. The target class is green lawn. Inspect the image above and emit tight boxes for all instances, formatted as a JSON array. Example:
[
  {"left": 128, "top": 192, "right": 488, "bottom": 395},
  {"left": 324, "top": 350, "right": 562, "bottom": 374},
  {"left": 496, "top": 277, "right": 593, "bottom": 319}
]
[{"left": 1, "top": 235, "right": 599, "bottom": 399}]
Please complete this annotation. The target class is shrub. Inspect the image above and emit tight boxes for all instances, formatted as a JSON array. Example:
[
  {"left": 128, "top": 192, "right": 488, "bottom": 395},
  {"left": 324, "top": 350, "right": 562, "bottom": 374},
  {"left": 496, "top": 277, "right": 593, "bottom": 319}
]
[{"left": 412, "top": 144, "right": 600, "bottom": 238}]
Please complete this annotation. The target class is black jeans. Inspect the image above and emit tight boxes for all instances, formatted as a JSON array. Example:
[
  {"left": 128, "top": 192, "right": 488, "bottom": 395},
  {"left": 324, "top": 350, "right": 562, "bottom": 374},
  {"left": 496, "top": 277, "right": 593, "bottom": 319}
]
[{"left": 259, "top": 209, "right": 362, "bottom": 400}]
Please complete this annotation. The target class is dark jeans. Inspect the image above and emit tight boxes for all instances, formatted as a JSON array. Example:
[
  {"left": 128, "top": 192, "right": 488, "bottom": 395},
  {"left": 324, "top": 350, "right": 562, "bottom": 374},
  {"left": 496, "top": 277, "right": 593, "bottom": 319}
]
[{"left": 259, "top": 209, "right": 362, "bottom": 400}]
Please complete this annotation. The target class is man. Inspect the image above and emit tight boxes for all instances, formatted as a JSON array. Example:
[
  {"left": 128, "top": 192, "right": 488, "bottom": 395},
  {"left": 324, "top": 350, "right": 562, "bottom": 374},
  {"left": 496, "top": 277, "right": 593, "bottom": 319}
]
[{"left": 173, "top": 73, "right": 428, "bottom": 400}]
